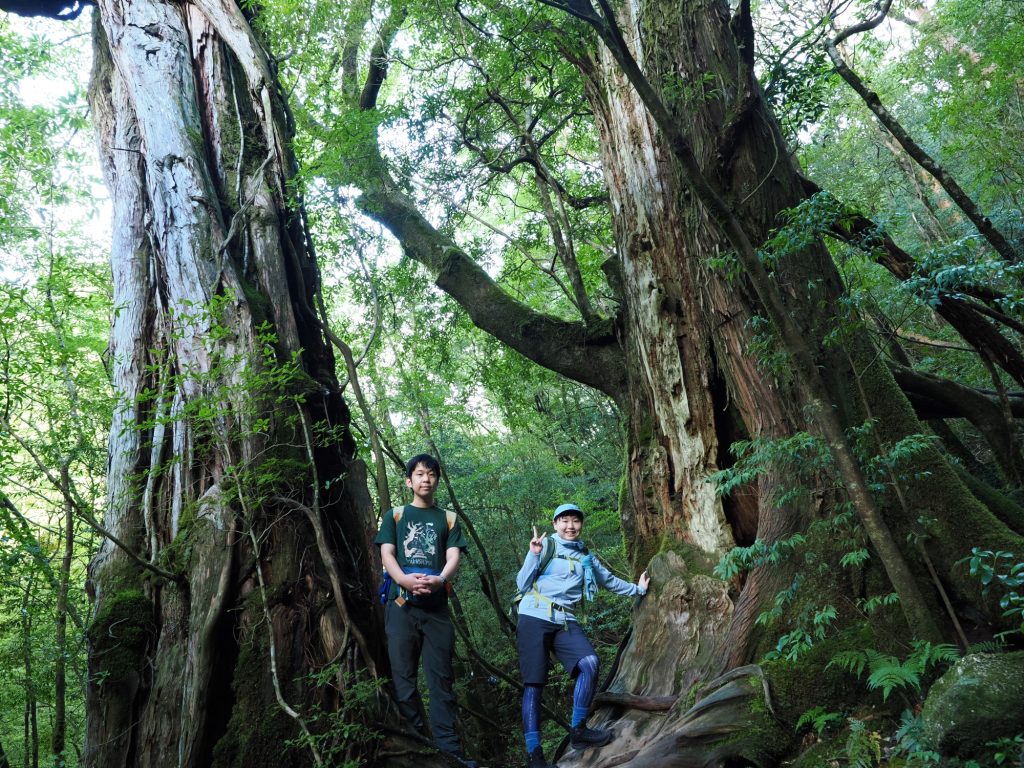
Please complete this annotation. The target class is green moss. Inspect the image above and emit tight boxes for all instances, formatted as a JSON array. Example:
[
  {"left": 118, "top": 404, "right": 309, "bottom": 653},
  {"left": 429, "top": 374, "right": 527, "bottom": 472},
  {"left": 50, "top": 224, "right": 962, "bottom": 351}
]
[
  {"left": 790, "top": 736, "right": 845, "bottom": 767},
  {"left": 88, "top": 589, "right": 155, "bottom": 685},
  {"left": 954, "top": 465, "right": 1024, "bottom": 535},
  {"left": 921, "top": 651, "right": 1024, "bottom": 758},
  {"left": 678, "top": 680, "right": 700, "bottom": 710},
  {"left": 761, "top": 624, "right": 877, "bottom": 726},
  {"left": 210, "top": 624, "right": 301, "bottom": 768},
  {"left": 634, "top": 415, "right": 656, "bottom": 447},
  {"left": 158, "top": 511, "right": 208, "bottom": 576},
  {"left": 849, "top": 340, "right": 1024, "bottom": 623},
  {"left": 749, "top": 693, "right": 767, "bottom": 715},
  {"left": 655, "top": 535, "right": 716, "bottom": 578},
  {"left": 714, "top": 675, "right": 795, "bottom": 765},
  {"left": 240, "top": 278, "right": 274, "bottom": 328}
]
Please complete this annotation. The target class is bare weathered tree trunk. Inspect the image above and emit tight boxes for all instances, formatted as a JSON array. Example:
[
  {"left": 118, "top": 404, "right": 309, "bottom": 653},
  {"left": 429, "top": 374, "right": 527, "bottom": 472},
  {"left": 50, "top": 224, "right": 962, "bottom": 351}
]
[
  {"left": 83, "top": 2, "right": 431, "bottom": 766},
  {"left": 75, "top": 0, "right": 1023, "bottom": 763}
]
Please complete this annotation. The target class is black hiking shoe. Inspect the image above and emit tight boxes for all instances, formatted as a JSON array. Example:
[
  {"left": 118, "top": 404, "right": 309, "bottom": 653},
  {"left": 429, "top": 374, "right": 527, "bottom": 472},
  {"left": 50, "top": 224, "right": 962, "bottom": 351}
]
[
  {"left": 526, "top": 746, "right": 553, "bottom": 768},
  {"left": 570, "top": 725, "right": 612, "bottom": 749},
  {"left": 452, "top": 754, "right": 479, "bottom": 768}
]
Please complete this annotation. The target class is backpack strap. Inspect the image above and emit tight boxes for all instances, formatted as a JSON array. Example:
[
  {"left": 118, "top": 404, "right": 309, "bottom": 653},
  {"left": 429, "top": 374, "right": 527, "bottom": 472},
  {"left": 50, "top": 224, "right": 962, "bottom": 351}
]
[
  {"left": 512, "top": 536, "right": 556, "bottom": 606},
  {"left": 536, "top": 535, "right": 556, "bottom": 578},
  {"left": 393, "top": 505, "right": 454, "bottom": 530},
  {"left": 379, "top": 507, "right": 404, "bottom": 605}
]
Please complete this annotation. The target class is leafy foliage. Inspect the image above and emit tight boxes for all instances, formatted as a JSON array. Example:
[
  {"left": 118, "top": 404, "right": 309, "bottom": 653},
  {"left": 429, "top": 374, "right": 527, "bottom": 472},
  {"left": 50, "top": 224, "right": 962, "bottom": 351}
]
[
  {"left": 846, "top": 718, "right": 883, "bottom": 768},
  {"left": 828, "top": 641, "right": 960, "bottom": 702},
  {"left": 796, "top": 705, "right": 843, "bottom": 736},
  {"left": 286, "top": 668, "right": 386, "bottom": 768},
  {"left": 958, "top": 549, "right": 1024, "bottom": 634},
  {"left": 2, "top": 0, "right": 1024, "bottom": 764}
]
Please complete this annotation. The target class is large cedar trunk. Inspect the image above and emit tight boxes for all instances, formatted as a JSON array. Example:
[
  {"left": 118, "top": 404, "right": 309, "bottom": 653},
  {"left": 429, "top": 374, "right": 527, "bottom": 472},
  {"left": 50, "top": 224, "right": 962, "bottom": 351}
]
[
  {"left": 553, "top": 0, "right": 1024, "bottom": 764},
  {"left": 83, "top": 2, "right": 416, "bottom": 766},
  {"left": 347, "top": 0, "right": 1024, "bottom": 758}
]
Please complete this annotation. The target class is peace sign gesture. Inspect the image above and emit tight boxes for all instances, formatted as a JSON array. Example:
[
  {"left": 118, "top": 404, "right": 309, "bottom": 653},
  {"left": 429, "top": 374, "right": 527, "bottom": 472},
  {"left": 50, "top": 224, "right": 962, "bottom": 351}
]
[{"left": 530, "top": 526, "right": 547, "bottom": 554}]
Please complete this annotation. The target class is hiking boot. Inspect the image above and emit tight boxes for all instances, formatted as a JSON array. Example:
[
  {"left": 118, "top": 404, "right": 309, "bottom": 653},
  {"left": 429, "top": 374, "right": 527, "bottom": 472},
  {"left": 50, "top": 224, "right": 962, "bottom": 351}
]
[
  {"left": 449, "top": 753, "right": 479, "bottom": 768},
  {"left": 570, "top": 724, "right": 612, "bottom": 749},
  {"left": 526, "top": 746, "right": 553, "bottom": 768}
]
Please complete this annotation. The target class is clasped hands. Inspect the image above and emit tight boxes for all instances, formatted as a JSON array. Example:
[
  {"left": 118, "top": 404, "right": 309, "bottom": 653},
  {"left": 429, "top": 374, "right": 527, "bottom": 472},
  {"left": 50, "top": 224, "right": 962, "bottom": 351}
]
[{"left": 400, "top": 572, "right": 444, "bottom": 596}]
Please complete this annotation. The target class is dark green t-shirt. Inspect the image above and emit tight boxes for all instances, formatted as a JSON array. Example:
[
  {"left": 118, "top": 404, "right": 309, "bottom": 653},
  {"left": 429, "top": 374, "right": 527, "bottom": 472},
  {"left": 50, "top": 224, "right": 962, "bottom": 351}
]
[{"left": 375, "top": 505, "right": 468, "bottom": 603}]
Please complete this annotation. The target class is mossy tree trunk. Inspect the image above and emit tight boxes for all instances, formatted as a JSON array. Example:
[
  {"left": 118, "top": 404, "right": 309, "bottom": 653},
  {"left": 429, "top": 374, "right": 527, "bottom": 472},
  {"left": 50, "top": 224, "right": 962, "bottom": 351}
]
[
  {"left": 84, "top": 2, "right": 434, "bottom": 767},
  {"left": 556, "top": 0, "right": 1024, "bottom": 763},
  {"left": 350, "top": 0, "right": 1024, "bottom": 763}
]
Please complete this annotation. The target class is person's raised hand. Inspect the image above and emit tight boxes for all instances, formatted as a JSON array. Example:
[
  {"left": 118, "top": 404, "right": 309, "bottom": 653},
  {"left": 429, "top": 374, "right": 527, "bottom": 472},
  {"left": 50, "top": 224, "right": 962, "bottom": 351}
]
[
  {"left": 530, "top": 526, "right": 547, "bottom": 554},
  {"left": 638, "top": 570, "right": 650, "bottom": 591}
]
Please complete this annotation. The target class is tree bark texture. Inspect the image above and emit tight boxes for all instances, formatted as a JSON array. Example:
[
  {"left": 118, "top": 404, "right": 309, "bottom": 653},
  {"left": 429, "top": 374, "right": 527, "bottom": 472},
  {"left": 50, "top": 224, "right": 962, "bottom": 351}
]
[
  {"left": 84, "top": 3, "right": 400, "bottom": 767},
  {"left": 552, "top": 0, "right": 1024, "bottom": 761},
  {"left": 352, "top": 0, "right": 1024, "bottom": 756},
  {"left": 570, "top": 0, "right": 844, "bottom": 670}
]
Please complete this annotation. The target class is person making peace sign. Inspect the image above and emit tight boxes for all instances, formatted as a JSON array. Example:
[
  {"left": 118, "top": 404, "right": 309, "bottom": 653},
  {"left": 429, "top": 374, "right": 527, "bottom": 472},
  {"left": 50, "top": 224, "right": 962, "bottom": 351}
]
[{"left": 513, "top": 503, "right": 650, "bottom": 768}]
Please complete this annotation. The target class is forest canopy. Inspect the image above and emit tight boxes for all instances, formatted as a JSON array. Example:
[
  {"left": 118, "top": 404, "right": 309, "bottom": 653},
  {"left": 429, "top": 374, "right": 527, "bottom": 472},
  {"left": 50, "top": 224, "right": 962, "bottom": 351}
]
[{"left": 1, "top": 0, "right": 1023, "bottom": 766}]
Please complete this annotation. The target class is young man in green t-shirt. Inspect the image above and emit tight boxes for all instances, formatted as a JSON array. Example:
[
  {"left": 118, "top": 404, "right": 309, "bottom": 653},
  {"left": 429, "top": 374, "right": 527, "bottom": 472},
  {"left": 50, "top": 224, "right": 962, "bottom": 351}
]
[{"left": 375, "top": 453, "right": 474, "bottom": 766}]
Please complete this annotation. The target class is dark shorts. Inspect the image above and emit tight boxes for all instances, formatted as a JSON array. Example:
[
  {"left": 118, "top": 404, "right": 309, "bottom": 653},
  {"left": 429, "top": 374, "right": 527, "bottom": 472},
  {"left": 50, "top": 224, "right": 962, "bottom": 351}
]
[{"left": 517, "top": 614, "right": 596, "bottom": 685}]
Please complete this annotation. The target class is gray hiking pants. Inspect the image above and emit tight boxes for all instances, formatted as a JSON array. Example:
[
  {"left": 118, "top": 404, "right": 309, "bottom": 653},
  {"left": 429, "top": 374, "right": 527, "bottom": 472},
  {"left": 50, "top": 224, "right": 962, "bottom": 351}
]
[{"left": 384, "top": 600, "right": 461, "bottom": 754}]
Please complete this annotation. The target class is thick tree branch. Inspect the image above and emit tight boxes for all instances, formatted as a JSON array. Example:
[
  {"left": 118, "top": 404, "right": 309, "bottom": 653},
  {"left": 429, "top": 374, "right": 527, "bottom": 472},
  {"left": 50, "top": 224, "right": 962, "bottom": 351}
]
[
  {"left": 893, "top": 364, "right": 1024, "bottom": 481},
  {"left": 893, "top": 365, "right": 1024, "bottom": 418},
  {"left": 358, "top": 174, "right": 626, "bottom": 397},
  {"left": 800, "top": 176, "right": 1024, "bottom": 386},
  {"left": 359, "top": 4, "right": 408, "bottom": 110},
  {"left": 0, "top": 0, "right": 91, "bottom": 19},
  {"left": 353, "top": 5, "right": 625, "bottom": 398}
]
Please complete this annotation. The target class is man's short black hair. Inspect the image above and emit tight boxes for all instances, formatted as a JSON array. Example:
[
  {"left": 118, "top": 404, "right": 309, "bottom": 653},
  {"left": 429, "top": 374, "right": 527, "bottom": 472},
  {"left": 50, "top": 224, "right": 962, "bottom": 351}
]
[{"left": 405, "top": 453, "right": 440, "bottom": 478}]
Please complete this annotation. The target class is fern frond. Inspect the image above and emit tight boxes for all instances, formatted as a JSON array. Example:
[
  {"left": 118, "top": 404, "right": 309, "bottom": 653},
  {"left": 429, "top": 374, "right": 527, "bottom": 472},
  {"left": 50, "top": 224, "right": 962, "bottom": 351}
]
[
  {"left": 867, "top": 664, "right": 920, "bottom": 701},
  {"left": 967, "top": 639, "right": 1005, "bottom": 654},
  {"left": 904, "top": 641, "right": 960, "bottom": 676},
  {"left": 828, "top": 649, "right": 868, "bottom": 677},
  {"left": 863, "top": 648, "right": 890, "bottom": 674},
  {"left": 846, "top": 718, "right": 882, "bottom": 768}
]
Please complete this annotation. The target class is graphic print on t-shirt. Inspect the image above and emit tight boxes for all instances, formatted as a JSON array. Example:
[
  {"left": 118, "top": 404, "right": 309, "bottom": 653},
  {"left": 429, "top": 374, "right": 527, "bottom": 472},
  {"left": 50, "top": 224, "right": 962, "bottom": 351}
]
[{"left": 403, "top": 521, "right": 438, "bottom": 567}]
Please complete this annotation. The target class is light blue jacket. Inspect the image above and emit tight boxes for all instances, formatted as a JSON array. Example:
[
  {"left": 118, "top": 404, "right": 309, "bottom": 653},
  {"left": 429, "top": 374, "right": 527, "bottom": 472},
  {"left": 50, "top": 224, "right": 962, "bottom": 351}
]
[{"left": 515, "top": 535, "right": 645, "bottom": 624}]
